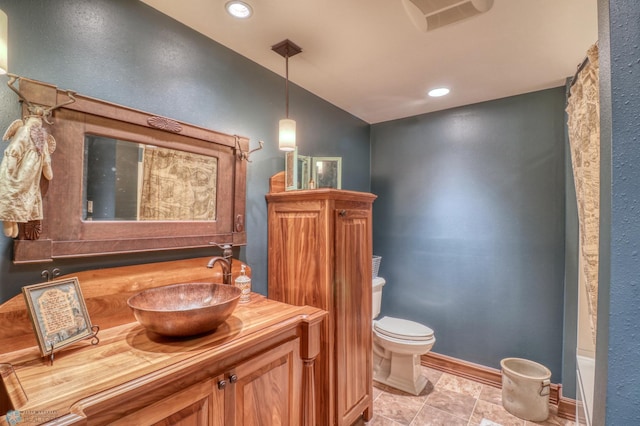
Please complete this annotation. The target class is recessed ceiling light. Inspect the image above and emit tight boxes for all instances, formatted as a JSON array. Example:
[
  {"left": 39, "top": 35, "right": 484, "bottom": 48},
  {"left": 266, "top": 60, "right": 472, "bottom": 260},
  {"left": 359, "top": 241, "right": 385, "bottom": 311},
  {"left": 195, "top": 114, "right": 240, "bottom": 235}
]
[
  {"left": 428, "top": 87, "right": 450, "bottom": 97},
  {"left": 225, "top": 1, "right": 253, "bottom": 19}
]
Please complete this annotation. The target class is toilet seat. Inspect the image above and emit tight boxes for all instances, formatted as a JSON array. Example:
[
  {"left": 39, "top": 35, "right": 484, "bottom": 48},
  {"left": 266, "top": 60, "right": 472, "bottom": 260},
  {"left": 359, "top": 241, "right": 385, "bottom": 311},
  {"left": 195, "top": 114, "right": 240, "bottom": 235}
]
[{"left": 374, "top": 316, "right": 434, "bottom": 342}]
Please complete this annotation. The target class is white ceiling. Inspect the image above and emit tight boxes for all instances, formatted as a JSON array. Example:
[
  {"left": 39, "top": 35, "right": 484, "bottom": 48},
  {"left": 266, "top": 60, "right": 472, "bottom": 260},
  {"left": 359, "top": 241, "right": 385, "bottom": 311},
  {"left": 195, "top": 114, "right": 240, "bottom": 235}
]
[{"left": 141, "top": 0, "right": 598, "bottom": 124}]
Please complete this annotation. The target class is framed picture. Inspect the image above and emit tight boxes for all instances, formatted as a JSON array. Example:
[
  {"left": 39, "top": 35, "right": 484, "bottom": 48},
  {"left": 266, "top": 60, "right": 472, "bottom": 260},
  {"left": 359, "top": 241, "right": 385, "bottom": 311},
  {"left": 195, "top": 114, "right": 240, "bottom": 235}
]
[
  {"left": 22, "top": 277, "right": 94, "bottom": 357},
  {"left": 285, "top": 148, "right": 298, "bottom": 191},
  {"left": 313, "top": 157, "right": 342, "bottom": 189}
]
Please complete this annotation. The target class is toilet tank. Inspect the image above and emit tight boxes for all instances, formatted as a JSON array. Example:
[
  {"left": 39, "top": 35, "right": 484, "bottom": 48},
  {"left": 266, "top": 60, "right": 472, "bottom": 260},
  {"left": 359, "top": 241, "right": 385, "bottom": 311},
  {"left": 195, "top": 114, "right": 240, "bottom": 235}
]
[{"left": 372, "top": 277, "right": 386, "bottom": 319}]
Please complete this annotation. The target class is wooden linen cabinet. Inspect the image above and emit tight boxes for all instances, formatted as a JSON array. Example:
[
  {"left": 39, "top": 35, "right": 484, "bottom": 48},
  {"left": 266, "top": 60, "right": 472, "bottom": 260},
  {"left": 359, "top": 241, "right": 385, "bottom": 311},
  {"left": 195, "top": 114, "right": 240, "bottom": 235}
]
[{"left": 266, "top": 186, "right": 377, "bottom": 426}]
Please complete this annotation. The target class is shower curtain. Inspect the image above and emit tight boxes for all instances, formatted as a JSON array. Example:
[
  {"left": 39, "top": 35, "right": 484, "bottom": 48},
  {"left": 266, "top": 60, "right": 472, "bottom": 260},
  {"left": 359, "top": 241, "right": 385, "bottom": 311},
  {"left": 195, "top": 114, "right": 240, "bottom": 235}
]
[
  {"left": 139, "top": 146, "right": 218, "bottom": 221},
  {"left": 566, "top": 44, "right": 600, "bottom": 345}
]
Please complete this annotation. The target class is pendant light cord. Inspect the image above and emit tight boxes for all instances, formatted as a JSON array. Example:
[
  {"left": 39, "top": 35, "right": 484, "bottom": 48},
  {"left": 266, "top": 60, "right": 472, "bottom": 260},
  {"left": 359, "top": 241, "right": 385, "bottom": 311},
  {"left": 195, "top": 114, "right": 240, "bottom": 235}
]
[{"left": 285, "top": 52, "right": 290, "bottom": 118}]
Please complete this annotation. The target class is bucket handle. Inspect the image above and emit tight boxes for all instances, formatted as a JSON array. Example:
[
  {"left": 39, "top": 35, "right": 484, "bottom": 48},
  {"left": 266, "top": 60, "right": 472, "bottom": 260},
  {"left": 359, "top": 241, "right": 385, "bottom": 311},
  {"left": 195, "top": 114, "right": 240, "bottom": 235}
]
[{"left": 539, "top": 379, "right": 550, "bottom": 396}]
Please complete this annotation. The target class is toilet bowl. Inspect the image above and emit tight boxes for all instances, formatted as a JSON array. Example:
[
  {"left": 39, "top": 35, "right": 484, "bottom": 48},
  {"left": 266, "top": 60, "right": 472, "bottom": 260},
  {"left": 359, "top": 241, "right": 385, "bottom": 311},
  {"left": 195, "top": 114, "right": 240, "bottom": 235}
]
[{"left": 372, "top": 277, "right": 435, "bottom": 395}]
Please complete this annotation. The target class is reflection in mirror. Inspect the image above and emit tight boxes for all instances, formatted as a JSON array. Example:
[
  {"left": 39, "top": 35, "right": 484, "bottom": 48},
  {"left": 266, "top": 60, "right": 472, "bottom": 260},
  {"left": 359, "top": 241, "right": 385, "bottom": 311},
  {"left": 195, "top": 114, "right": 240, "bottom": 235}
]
[
  {"left": 313, "top": 157, "right": 342, "bottom": 189},
  {"left": 83, "top": 135, "right": 218, "bottom": 221},
  {"left": 297, "top": 154, "right": 311, "bottom": 190}
]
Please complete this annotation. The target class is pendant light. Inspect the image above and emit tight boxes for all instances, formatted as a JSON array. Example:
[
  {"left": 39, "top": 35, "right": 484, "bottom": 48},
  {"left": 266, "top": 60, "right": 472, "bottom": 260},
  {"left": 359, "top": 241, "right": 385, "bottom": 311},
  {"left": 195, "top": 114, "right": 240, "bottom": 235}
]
[{"left": 272, "top": 39, "right": 302, "bottom": 152}]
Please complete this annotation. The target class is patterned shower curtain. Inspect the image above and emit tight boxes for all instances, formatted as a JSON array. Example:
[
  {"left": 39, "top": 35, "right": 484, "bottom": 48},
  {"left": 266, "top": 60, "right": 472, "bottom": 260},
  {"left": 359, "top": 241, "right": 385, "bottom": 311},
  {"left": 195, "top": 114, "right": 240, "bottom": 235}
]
[
  {"left": 566, "top": 44, "right": 600, "bottom": 345},
  {"left": 139, "top": 146, "right": 218, "bottom": 221}
]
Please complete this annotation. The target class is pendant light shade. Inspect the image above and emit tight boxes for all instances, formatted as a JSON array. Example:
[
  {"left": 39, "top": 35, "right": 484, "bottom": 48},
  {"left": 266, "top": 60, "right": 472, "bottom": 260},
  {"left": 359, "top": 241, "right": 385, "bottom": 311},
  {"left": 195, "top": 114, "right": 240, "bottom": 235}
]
[
  {"left": 279, "top": 118, "right": 296, "bottom": 151},
  {"left": 0, "top": 9, "right": 7, "bottom": 74},
  {"left": 272, "top": 39, "right": 302, "bottom": 152}
]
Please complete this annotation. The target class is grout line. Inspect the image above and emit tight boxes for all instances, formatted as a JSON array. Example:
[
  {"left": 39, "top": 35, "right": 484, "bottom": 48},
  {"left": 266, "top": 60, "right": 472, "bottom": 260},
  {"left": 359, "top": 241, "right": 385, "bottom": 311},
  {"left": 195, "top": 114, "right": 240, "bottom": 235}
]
[
  {"left": 407, "top": 394, "right": 428, "bottom": 426},
  {"left": 467, "top": 394, "right": 480, "bottom": 426}
]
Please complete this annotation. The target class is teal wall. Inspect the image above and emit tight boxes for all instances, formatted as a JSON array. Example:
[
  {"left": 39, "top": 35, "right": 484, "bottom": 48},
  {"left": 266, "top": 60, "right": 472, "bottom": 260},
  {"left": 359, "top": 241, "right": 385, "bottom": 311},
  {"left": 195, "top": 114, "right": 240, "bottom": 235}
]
[
  {"left": 562, "top": 84, "right": 579, "bottom": 399},
  {"left": 0, "top": 0, "right": 370, "bottom": 302},
  {"left": 370, "top": 89, "right": 568, "bottom": 385},
  {"left": 595, "top": 0, "right": 640, "bottom": 423}
]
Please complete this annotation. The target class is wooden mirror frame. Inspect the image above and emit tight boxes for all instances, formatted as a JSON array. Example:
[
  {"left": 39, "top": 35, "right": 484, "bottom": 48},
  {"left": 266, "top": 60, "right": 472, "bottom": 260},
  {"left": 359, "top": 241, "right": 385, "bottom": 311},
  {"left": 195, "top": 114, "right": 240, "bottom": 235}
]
[{"left": 12, "top": 78, "right": 248, "bottom": 263}]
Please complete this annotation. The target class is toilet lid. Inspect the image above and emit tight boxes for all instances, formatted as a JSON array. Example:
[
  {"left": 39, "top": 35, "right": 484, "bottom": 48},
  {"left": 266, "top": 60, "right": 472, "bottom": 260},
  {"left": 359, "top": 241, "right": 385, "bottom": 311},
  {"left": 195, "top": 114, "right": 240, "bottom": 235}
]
[{"left": 374, "top": 316, "right": 434, "bottom": 341}]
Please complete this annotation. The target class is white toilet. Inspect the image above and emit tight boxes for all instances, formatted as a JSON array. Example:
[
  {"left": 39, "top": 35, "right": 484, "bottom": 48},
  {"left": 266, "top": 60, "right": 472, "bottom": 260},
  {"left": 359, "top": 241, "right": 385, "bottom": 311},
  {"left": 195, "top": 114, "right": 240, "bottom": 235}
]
[{"left": 372, "top": 277, "right": 436, "bottom": 395}]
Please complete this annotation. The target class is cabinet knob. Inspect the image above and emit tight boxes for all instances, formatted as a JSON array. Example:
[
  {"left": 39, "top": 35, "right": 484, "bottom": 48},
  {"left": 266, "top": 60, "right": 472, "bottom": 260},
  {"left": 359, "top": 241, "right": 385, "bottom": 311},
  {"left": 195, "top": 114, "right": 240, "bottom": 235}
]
[
  {"left": 217, "top": 379, "right": 227, "bottom": 390},
  {"left": 339, "top": 210, "right": 347, "bottom": 217},
  {"left": 229, "top": 374, "right": 238, "bottom": 383}
]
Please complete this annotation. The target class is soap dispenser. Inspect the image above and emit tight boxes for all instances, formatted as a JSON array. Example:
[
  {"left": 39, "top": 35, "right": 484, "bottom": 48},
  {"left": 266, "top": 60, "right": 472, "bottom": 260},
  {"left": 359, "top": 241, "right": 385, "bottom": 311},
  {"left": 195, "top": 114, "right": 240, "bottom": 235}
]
[{"left": 235, "top": 265, "right": 251, "bottom": 303}]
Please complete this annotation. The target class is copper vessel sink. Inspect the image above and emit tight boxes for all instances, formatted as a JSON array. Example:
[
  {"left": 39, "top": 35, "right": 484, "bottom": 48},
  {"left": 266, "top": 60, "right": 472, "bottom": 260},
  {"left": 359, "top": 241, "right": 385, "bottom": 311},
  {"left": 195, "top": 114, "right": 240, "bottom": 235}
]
[{"left": 127, "top": 283, "right": 241, "bottom": 337}]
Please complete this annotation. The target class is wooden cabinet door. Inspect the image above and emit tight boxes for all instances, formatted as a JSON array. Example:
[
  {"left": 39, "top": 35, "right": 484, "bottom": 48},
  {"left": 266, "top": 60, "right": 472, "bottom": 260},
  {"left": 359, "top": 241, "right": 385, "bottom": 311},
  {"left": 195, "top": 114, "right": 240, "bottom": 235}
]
[
  {"left": 111, "top": 378, "right": 224, "bottom": 426},
  {"left": 267, "top": 199, "right": 333, "bottom": 426},
  {"left": 111, "top": 340, "right": 302, "bottom": 426},
  {"left": 267, "top": 200, "right": 330, "bottom": 308},
  {"left": 228, "top": 338, "right": 302, "bottom": 425},
  {"left": 334, "top": 207, "right": 373, "bottom": 424}
]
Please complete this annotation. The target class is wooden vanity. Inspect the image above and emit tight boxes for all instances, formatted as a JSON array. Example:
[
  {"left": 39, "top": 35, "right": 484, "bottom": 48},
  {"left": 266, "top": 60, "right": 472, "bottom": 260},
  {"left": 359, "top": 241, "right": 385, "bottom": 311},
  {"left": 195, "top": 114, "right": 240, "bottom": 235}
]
[
  {"left": 0, "top": 77, "right": 327, "bottom": 425},
  {"left": 0, "top": 258, "right": 325, "bottom": 425}
]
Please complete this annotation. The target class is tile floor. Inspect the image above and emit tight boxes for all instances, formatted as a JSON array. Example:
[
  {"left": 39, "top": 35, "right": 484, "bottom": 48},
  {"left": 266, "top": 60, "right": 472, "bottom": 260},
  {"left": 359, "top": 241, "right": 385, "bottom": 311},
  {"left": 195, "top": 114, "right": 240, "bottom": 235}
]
[{"left": 357, "top": 366, "right": 576, "bottom": 426}]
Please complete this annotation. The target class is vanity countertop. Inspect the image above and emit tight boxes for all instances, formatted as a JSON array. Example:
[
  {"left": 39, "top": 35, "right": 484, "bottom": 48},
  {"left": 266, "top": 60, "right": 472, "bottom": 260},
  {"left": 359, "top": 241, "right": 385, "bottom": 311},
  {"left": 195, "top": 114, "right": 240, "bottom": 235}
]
[{"left": 0, "top": 257, "right": 325, "bottom": 425}]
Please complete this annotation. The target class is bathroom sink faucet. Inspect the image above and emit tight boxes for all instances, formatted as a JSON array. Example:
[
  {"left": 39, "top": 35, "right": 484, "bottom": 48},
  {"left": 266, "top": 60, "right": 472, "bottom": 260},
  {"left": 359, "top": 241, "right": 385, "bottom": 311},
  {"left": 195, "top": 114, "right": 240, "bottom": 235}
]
[
  {"left": 207, "top": 256, "right": 231, "bottom": 284},
  {"left": 207, "top": 243, "right": 233, "bottom": 284}
]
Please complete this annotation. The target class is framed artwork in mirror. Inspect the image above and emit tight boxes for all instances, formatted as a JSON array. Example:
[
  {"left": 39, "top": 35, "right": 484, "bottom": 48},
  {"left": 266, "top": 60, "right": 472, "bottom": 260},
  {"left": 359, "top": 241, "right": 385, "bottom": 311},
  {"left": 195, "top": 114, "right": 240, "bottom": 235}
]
[
  {"left": 313, "top": 157, "right": 342, "bottom": 189},
  {"left": 22, "top": 277, "right": 95, "bottom": 357}
]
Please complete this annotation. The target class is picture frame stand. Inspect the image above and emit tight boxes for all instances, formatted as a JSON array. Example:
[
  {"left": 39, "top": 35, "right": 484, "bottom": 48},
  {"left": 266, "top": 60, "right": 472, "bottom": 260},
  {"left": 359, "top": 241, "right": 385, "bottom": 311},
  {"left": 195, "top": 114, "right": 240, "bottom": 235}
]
[{"left": 45, "top": 325, "right": 100, "bottom": 366}]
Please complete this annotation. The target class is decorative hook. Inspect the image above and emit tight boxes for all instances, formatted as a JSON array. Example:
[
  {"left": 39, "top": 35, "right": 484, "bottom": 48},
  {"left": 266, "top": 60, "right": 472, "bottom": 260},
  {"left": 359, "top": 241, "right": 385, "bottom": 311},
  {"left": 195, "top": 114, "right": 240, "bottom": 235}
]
[
  {"left": 41, "top": 268, "right": 61, "bottom": 282},
  {"left": 7, "top": 74, "right": 33, "bottom": 110},
  {"left": 236, "top": 138, "right": 264, "bottom": 163},
  {"left": 7, "top": 73, "right": 77, "bottom": 124}
]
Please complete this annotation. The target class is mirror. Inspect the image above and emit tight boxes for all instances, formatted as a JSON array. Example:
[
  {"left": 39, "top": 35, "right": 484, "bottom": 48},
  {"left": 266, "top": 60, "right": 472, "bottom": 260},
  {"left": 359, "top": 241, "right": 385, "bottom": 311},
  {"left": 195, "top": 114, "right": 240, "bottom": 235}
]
[
  {"left": 285, "top": 149, "right": 341, "bottom": 191},
  {"left": 285, "top": 149, "right": 312, "bottom": 190},
  {"left": 298, "top": 154, "right": 311, "bottom": 189},
  {"left": 313, "top": 157, "right": 342, "bottom": 189},
  {"left": 12, "top": 77, "right": 248, "bottom": 263},
  {"left": 83, "top": 136, "right": 218, "bottom": 221}
]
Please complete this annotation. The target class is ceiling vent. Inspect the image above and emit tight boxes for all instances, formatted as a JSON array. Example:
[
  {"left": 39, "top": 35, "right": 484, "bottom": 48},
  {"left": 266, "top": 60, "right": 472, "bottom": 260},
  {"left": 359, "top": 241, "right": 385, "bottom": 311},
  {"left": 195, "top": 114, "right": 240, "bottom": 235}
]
[{"left": 402, "top": 0, "right": 494, "bottom": 32}]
